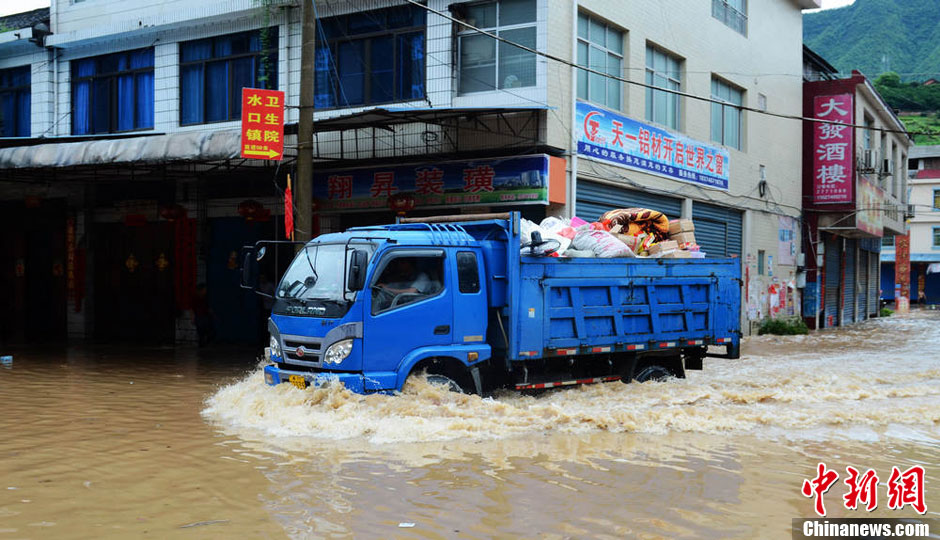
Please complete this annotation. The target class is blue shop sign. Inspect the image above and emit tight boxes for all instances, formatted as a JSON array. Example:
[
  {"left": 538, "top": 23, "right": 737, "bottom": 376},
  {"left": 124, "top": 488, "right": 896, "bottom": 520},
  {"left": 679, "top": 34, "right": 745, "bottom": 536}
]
[{"left": 575, "top": 101, "right": 730, "bottom": 190}]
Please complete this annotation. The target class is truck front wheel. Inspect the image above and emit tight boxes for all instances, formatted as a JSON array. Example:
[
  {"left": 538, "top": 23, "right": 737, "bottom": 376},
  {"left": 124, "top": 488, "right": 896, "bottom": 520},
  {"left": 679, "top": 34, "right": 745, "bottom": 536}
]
[{"left": 425, "top": 373, "right": 465, "bottom": 393}]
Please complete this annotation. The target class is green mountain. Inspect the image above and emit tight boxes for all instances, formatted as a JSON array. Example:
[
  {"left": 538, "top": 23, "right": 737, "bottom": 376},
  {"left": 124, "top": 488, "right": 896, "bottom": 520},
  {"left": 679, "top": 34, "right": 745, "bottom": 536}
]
[{"left": 803, "top": 0, "right": 940, "bottom": 82}]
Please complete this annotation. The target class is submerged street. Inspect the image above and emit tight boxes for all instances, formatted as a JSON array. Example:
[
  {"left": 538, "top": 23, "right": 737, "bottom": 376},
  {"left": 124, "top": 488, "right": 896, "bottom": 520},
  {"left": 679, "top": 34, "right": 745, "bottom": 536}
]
[{"left": 1, "top": 311, "right": 938, "bottom": 539}]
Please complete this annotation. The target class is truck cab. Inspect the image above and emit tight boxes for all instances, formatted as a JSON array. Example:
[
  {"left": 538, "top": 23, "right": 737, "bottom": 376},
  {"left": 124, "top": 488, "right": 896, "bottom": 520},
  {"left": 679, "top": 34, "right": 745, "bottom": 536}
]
[{"left": 255, "top": 225, "right": 492, "bottom": 394}]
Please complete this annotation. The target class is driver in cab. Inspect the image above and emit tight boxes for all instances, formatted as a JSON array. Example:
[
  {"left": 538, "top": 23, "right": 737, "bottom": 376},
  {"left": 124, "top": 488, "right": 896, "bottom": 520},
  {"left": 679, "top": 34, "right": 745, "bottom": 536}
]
[{"left": 373, "top": 258, "right": 434, "bottom": 311}]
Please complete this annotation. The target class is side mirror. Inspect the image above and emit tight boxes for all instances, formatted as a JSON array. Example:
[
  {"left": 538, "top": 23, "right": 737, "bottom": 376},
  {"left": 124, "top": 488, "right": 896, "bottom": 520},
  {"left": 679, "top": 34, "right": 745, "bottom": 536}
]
[
  {"left": 347, "top": 250, "right": 368, "bottom": 291},
  {"left": 256, "top": 246, "right": 267, "bottom": 261},
  {"left": 240, "top": 247, "right": 259, "bottom": 290}
]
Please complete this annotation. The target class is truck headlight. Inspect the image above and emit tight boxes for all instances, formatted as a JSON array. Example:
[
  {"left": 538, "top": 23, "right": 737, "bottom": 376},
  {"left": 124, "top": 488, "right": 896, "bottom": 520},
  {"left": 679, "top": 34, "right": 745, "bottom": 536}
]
[
  {"left": 269, "top": 335, "right": 281, "bottom": 357},
  {"left": 323, "top": 339, "right": 353, "bottom": 365}
]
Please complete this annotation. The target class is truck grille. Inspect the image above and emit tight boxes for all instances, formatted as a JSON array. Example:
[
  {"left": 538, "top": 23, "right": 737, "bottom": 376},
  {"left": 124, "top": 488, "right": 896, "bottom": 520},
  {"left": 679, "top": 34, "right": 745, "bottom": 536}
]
[{"left": 281, "top": 336, "right": 322, "bottom": 365}]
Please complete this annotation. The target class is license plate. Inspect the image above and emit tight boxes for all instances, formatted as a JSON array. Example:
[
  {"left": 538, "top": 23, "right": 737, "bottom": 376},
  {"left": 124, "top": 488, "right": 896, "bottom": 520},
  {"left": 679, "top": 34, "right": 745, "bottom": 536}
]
[{"left": 288, "top": 375, "right": 307, "bottom": 390}]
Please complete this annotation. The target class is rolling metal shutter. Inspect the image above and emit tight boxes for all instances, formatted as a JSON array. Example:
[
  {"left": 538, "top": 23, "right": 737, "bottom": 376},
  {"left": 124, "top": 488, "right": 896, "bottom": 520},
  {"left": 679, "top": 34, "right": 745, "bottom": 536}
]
[
  {"left": 869, "top": 252, "right": 879, "bottom": 316},
  {"left": 844, "top": 239, "right": 857, "bottom": 324},
  {"left": 824, "top": 234, "right": 841, "bottom": 327},
  {"left": 858, "top": 250, "right": 869, "bottom": 320},
  {"left": 692, "top": 201, "right": 743, "bottom": 258},
  {"left": 575, "top": 181, "right": 683, "bottom": 223}
]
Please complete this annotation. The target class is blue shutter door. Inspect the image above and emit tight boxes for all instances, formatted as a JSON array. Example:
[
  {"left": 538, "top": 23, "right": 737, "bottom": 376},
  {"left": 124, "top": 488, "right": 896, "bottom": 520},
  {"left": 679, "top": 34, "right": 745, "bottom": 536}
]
[
  {"left": 575, "top": 181, "right": 682, "bottom": 222},
  {"left": 858, "top": 249, "right": 869, "bottom": 320},
  {"left": 824, "top": 234, "right": 841, "bottom": 327},
  {"left": 844, "top": 239, "right": 856, "bottom": 324},
  {"left": 691, "top": 201, "right": 743, "bottom": 258}
]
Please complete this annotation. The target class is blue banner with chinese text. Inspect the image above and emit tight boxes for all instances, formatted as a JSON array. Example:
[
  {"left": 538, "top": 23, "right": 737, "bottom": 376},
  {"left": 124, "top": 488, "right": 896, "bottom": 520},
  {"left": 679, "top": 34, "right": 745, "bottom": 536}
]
[{"left": 575, "top": 101, "right": 730, "bottom": 190}]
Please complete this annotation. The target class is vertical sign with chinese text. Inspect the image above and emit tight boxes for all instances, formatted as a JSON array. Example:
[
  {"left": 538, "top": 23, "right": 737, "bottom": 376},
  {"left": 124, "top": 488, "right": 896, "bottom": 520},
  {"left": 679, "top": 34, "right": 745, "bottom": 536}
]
[
  {"left": 241, "top": 88, "right": 285, "bottom": 160},
  {"left": 812, "top": 94, "right": 854, "bottom": 204},
  {"left": 895, "top": 233, "right": 910, "bottom": 312}
]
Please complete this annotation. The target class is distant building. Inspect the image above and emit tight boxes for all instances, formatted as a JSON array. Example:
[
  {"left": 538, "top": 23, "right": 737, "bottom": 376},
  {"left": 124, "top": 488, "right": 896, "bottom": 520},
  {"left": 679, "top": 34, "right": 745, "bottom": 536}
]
[
  {"left": 801, "top": 62, "right": 911, "bottom": 329},
  {"left": 881, "top": 145, "right": 940, "bottom": 305}
]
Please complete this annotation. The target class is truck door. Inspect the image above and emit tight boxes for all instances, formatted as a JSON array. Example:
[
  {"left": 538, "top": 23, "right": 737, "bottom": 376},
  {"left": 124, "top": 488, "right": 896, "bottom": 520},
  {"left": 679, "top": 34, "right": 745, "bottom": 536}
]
[
  {"left": 363, "top": 249, "right": 453, "bottom": 374},
  {"left": 452, "top": 250, "right": 487, "bottom": 346}
]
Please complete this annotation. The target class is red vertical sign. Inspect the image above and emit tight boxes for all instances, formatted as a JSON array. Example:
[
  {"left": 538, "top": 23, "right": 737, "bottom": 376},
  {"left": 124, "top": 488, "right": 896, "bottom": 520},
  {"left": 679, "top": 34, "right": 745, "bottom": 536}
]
[
  {"left": 812, "top": 94, "right": 854, "bottom": 204},
  {"left": 240, "top": 88, "right": 285, "bottom": 160},
  {"left": 895, "top": 233, "right": 910, "bottom": 303}
]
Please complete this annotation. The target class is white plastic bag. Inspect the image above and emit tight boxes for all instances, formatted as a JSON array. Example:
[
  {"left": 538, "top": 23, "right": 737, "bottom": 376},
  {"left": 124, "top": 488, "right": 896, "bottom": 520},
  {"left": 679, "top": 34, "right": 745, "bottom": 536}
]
[
  {"left": 572, "top": 229, "right": 635, "bottom": 258},
  {"left": 539, "top": 216, "right": 569, "bottom": 234}
]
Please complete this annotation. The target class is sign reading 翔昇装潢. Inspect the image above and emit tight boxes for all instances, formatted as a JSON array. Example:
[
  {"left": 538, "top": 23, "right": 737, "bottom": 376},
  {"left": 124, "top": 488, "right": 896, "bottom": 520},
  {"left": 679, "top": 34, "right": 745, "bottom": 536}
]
[
  {"left": 313, "top": 155, "right": 551, "bottom": 211},
  {"left": 575, "top": 101, "right": 730, "bottom": 190},
  {"left": 240, "top": 88, "right": 285, "bottom": 161},
  {"left": 812, "top": 94, "right": 854, "bottom": 204}
]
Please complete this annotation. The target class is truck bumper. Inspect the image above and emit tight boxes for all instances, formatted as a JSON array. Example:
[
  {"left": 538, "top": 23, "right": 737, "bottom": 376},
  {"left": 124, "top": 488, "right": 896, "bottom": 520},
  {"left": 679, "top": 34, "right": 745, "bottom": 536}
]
[{"left": 263, "top": 364, "right": 398, "bottom": 394}]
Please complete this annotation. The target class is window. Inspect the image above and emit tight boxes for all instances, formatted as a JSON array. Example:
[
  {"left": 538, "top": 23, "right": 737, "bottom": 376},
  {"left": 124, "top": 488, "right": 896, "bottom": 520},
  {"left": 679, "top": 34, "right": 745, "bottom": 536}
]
[
  {"left": 456, "top": 252, "right": 480, "bottom": 293},
  {"left": 577, "top": 13, "right": 622, "bottom": 110},
  {"left": 758, "top": 249, "right": 765, "bottom": 275},
  {"left": 72, "top": 48, "right": 154, "bottom": 135},
  {"left": 645, "top": 46, "right": 681, "bottom": 130},
  {"left": 711, "top": 77, "right": 743, "bottom": 149},
  {"left": 180, "top": 29, "right": 278, "bottom": 125},
  {"left": 881, "top": 235, "right": 894, "bottom": 247},
  {"left": 712, "top": 0, "right": 747, "bottom": 35},
  {"left": 863, "top": 116, "right": 873, "bottom": 150},
  {"left": 0, "top": 66, "right": 30, "bottom": 137},
  {"left": 458, "top": 0, "right": 536, "bottom": 94},
  {"left": 371, "top": 254, "right": 444, "bottom": 314},
  {"left": 934, "top": 188, "right": 940, "bottom": 211},
  {"left": 315, "top": 5, "right": 425, "bottom": 108},
  {"left": 934, "top": 227, "right": 940, "bottom": 249}
]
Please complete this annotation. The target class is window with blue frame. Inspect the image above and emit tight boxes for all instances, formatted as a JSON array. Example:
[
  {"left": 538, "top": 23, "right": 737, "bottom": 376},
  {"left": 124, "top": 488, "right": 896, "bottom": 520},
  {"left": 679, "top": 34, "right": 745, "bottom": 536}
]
[
  {"left": 180, "top": 29, "right": 278, "bottom": 125},
  {"left": 315, "top": 5, "right": 425, "bottom": 109},
  {"left": 934, "top": 227, "right": 940, "bottom": 249},
  {"left": 0, "top": 66, "right": 31, "bottom": 137},
  {"left": 72, "top": 49, "right": 154, "bottom": 135},
  {"left": 933, "top": 188, "right": 940, "bottom": 211}
]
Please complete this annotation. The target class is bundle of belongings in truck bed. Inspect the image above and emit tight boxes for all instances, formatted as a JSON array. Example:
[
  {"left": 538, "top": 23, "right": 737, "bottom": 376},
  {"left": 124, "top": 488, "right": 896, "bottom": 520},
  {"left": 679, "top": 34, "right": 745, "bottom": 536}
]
[{"left": 520, "top": 210, "right": 705, "bottom": 259}]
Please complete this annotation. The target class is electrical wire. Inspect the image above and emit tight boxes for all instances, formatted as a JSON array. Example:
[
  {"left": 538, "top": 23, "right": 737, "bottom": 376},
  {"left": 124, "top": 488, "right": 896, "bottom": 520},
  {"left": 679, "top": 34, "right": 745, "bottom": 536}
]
[{"left": 403, "top": 0, "right": 938, "bottom": 139}]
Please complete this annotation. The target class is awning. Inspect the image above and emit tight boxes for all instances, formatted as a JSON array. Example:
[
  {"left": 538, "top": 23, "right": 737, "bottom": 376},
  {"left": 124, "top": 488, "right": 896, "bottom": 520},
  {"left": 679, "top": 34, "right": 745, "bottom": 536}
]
[
  {"left": 292, "top": 105, "right": 552, "bottom": 134},
  {"left": 0, "top": 129, "right": 244, "bottom": 170}
]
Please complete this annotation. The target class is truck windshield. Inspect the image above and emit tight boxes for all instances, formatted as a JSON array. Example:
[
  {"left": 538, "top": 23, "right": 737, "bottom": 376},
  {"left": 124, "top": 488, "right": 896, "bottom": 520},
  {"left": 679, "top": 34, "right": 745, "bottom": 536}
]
[{"left": 274, "top": 244, "right": 372, "bottom": 317}]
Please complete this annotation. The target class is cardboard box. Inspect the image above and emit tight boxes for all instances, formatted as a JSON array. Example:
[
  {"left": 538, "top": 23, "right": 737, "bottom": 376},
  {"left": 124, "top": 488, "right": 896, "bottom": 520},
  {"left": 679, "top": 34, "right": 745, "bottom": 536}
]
[
  {"left": 671, "top": 231, "right": 696, "bottom": 245},
  {"left": 668, "top": 219, "right": 695, "bottom": 235},
  {"left": 647, "top": 240, "right": 678, "bottom": 255},
  {"left": 663, "top": 250, "right": 694, "bottom": 258}
]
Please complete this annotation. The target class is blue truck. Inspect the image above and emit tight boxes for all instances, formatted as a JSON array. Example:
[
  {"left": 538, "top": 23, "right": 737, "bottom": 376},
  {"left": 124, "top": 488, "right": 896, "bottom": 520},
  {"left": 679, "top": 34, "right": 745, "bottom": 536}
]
[{"left": 243, "top": 212, "right": 741, "bottom": 394}]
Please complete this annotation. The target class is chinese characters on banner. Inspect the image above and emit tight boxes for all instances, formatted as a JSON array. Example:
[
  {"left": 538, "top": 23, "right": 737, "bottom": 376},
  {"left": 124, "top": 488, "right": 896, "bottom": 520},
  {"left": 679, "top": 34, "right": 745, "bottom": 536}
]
[
  {"left": 812, "top": 94, "right": 854, "bottom": 204},
  {"left": 575, "top": 101, "right": 731, "bottom": 190},
  {"left": 801, "top": 462, "right": 927, "bottom": 517},
  {"left": 895, "top": 233, "right": 911, "bottom": 312},
  {"left": 313, "top": 155, "right": 551, "bottom": 211},
  {"left": 240, "top": 88, "right": 285, "bottom": 160}
]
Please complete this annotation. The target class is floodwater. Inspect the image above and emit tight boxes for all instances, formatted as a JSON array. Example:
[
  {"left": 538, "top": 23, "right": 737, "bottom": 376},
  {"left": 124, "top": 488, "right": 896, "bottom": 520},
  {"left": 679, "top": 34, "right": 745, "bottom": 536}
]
[{"left": 1, "top": 313, "right": 938, "bottom": 539}]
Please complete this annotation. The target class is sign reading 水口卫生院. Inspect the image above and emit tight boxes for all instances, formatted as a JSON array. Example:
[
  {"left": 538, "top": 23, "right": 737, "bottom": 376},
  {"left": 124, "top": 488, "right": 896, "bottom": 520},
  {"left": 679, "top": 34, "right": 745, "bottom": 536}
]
[
  {"left": 240, "top": 88, "right": 285, "bottom": 161},
  {"left": 812, "top": 94, "right": 854, "bottom": 204},
  {"left": 313, "top": 155, "right": 555, "bottom": 211},
  {"left": 575, "top": 101, "right": 730, "bottom": 190}
]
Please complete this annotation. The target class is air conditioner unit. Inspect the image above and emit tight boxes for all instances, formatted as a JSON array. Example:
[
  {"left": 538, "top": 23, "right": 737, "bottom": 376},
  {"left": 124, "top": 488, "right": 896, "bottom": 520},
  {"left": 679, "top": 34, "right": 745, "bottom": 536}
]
[
  {"left": 881, "top": 158, "right": 894, "bottom": 177},
  {"left": 858, "top": 149, "right": 876, "bottom": 173}
]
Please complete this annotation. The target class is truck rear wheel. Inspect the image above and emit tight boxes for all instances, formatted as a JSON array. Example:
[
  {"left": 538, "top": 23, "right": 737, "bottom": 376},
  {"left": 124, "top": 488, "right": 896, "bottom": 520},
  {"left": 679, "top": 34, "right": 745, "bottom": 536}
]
[{"left": 633, "top": 364, "right": 673, "bottom": 383}]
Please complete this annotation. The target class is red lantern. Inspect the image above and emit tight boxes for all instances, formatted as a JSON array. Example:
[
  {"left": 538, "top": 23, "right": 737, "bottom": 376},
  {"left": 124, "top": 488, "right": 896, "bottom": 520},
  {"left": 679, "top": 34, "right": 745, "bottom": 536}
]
[
  {"left": 387, "top": 192, "right": 416, "bottom": 216},
  {"left": 159, "top": 204, "right": 188, "bottom": 221},
  {"left": 237, "top": 200, "right": 265, "bottom": 221}
]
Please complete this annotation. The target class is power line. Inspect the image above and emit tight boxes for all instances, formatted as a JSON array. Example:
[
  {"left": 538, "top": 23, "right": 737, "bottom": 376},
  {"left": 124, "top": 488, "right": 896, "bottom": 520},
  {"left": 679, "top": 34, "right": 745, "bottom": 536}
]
[{"left": 403, "top": 0, "right": 940, "bottom": 139}]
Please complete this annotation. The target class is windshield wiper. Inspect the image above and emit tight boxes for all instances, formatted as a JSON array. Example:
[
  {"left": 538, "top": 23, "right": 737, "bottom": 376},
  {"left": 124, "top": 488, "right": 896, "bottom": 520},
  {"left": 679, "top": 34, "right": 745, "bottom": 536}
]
[{"left": 304, "top": 247, "right": 319, "bottom": 285}]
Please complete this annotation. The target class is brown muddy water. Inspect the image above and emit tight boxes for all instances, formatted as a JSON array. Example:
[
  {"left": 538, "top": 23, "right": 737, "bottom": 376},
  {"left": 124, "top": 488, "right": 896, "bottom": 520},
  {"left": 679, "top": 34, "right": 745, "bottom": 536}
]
[{"left": 1, "top": 312, "right": 938, "bottom": 539}]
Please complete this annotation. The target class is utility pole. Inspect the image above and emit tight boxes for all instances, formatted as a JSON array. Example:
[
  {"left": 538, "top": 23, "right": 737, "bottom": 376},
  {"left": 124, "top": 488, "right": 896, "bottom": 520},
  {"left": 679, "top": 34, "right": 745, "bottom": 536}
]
[{"left": 294, "top": 0, "right": 316, "bottom": 242}]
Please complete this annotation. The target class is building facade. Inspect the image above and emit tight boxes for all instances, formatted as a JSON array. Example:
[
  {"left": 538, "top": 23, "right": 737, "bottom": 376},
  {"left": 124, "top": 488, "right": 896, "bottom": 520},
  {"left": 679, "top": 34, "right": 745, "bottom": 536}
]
[
  {"left": 881, "top": 145, "right": 940, "bottom": 305},
  {"left": 1, "top": 0, "right": 818, "bottom": 345},
  {"left": 800, "top": 66, "right": 911, "bottom": 329}
]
